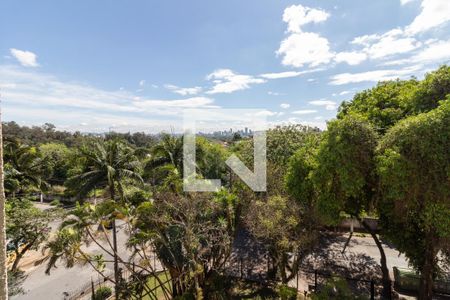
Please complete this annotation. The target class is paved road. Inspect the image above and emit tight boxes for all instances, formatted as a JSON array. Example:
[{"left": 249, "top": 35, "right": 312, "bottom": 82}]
[
  {"left": 317, "top": 232, "right": 410, "bottom": 275},
  {"left": 288, "top": 232, "right": 412, "bottom": 297},
  {"left": 12, "top": 221, "right": 132, "bottom": 300}
]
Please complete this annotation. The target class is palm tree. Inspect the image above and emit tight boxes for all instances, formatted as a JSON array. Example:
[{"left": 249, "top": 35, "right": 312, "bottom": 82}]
[
  {"left": 3, "top": 138, "right": 49, "bottom": 197},
  {"left": 67, "top": 139, "right": 143, "bottom": 201},
  {"left": 145, "top": 134, "right": 184, "bottom": 174},
  {"left": 0, "top": 110, "right": 9, "bottom": 299},
  {"left": 145, "top": 134, "right": 205, "bottom": 191},
  {"left": 66, "top": 139, "right": 143, "bottom": 299}
]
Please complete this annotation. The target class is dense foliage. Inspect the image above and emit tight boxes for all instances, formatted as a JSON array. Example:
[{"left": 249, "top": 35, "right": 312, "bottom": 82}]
[
  {"left": 2, "top": 65, "right": 450, "bottom": 299},
  {"left": 338, "top": 65, "right": 450, "bottom": 133},
  {"left": 377, "top": 100, "right": 450, "bottom": 299}
]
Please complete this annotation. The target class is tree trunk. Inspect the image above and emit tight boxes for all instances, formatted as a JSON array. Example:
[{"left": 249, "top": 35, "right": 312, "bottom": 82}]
[
  {"left": 109, "top": 184, "right": 120, "bottom": 300},
  {"left": 280, "top": 253, "right": 288, "bottom": 284},
  {"left": 112, "top": 217, "right": 120, "bottom": 299},
  {"left": 11, "top": 242, "right": 33, "bottom": 272},
  {"left": 360, "top": 218, "right": 392, "bottom": 300},
  {"left": 0, "top": 110, "right": 9, "bottom": 299},
  {"left": 418, "top": 241, "right": 435, "bottom": 300}
]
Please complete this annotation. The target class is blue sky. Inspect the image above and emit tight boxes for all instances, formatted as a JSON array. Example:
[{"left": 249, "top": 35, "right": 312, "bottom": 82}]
[{"left": 1, "top": 0, "right": 450, "bottom": 132}]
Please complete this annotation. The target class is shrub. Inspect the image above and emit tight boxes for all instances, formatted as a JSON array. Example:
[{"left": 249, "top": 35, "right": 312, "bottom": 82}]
[
  {"left": 311, "top": 277, "right": 367, "bottom": 300},
  {"left": 94, "top": 286, "right": 112, "bottom": 300},
  {"left": 49, "top": 199, "right": 61, "bottom": 207},
  {"left": 277, "top": 284, "right": 297, "bottom": 300}
]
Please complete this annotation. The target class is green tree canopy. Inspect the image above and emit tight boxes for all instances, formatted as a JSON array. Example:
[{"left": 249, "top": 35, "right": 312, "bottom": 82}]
[
  {"left": 310, "top": 114, "right": 393, "bottom": 298},
  {"left": 247, "top": 195, "right": 316, "bottom": 284},
  {"left": 285, "top": 134, "right": 321, "bottom": 206},
  {"left": 312, "top": 115, "right": 378, "bottom": 224},
  {"left": 39, "top": 143, "right": 73, "bottom": 185},
  {"left": 66, "top": 139, "right": 143, "bottom": 201},
  {"left": 376, "top": 99, "right": 450, "bottom": 299},
  {"left": 3, "top": 139, "right": 49, "bottom": 196},
  {"left": 338, "top": 65, "right": 450, "bottom": 134},
  {"left": 6, "top": 199, "right": 59, "bottom": 271}
]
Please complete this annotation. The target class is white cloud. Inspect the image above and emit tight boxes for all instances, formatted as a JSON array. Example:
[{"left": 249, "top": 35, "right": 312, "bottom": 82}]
[
  {"left": 10, "top": 48, "right": 39, "bottom": 67},
  {"left": 277, "top": 32, "right": 334, "bottom": 67},
  {"left": 409, "top": 39, "right": 450, "bottom": 63},
  {"left": 283, "top": 4, "right": 330, "bottom": 33},
  {"left": 277, "top": 5, "right": 334, "bottom": 68},
  {"left": 334, "top": 0, "right": 450, "bottom": 66},
  {"left": 260, "top": 71, "right": 303, "bottom": 79},
  {"left": 329, "top": 65, "right": 423, "bottom": 85},
  {"left": 334, "top": 51, "right": 368, "bottom": 65},
  {"left": 401, "top": 0, "right": 416, "bottom": 4},
  {"left": 0, "top": 65, "right": 218, "bottom": 123},
  {"left": 292, "top": 109, "right": 317, "bottom": 115},
  {"left": 365, "top": 31, "right": 420, "bottom": 59},
  {"left": 382, "top": 39, "right": 450, "bottom": 66},
  {"left": 134, "top": 97, "right": 214, "bottom": 109},
  {"left": 254, "top": 110, "right": 277, "bottom": 117},
  {"left": 349, "top": 29, "right": 421, "bottom": 63},
  {"left": 5, "top": 105, "right": 189, "bottom": 133},
  {"left": 308, "top": 100, "right": 338, "bottom": 110},
  {"left": 339, "top": 90, "right": 352, "bottom": 96},
  {"left": 164, "top": 84, "right": 203, "bottom": 95},
  {"left": 139, "top": 80, "right": 146, "bottom": 87},
  {"left": 276, "top": 0, "right": 450, "bottom": 69},
  {"left": 206, "top": 69, "right": 265, "bottom": 94},
  {"left": 260, "top": 68, "right": 323, "bottom": 79},
  {"left": 268, "top": 91, "right": 284, "bottom": 96},
  {"left": 280, "top": 103, "right": 290, "bottom": 109},
  {"left": 406, "top": 0, "right": 450, "bottom": 34}
]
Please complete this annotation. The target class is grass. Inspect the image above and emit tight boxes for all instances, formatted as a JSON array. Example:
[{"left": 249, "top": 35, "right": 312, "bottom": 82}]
[{"left": 140, "top": 271, "right": 172, "bottom": 300}]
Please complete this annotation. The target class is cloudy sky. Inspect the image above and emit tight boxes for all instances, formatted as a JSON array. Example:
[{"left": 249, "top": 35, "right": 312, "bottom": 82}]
[{"left": 1, "top": 0, "right": 450, "bottom": 132}]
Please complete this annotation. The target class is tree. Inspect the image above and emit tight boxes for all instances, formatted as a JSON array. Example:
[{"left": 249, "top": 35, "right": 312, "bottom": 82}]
[
  {"left": 0, "top": 111, "right": 9, "bottom": 299},
  {"left": 145, "top": 134, "right": 184, "bottom": 178},
  {"left": 6, "top": 199, "right": 58, "bottom": 271},
  {"left": 2, "top": 121, "right": 84, "bottom": 147},
  {"left": 312, "top": 114, "right": 393, "bottom": 298},
  {"left": 376, "top": 100, "right": 450, "bottom": 300},
  {"left": 285, "top": 134, "right": 321, "bottom": 206},
  {"left": 338, "top": 65, "right": 450, "bottom": 134},
  {"left": 338, "top": 79, "right": 418, "bottom": 133},
  {"left": 144, "top": 134, "right": 219, "bottom": 193},
  {"left": 246, "top": 195, "right": 316, "bottom": 283},
  {"left": 408, "top": 65, "right": 450, "bottom": 114},
  {"left": 231, "top": 125, "right": 321, "bottom": 196},
  {"left": 285, "top": 135, "right": 322, "bottom": 246},
  {"left": 66, "top": 139, "right": 143, "bottom": 201},
  {"left": 196, "top": 137, "right": 229, "bottom": 186},
  {"left": 265, "top": 125, "right": 320, "bottom": 167},
  {"left": 65, "top": 139, "right": 143, "bottom": 299},
  {"left": 3, "top": 139, "right": 49, "bottom": 197},
  {"left": 44, "top": 201, "right": 170, "bottom": 300},
  {"left": 133, "top": 190, "right": 238, "bottom": 298},
  {"left": 39, "top": 143, "right": 73, "bottom": 185}
]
